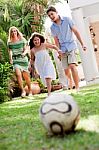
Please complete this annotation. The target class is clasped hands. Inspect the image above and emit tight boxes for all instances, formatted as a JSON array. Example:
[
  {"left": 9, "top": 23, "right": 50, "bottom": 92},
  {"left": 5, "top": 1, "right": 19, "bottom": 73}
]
[{"left": 57, "top": 50, "right": 64, "bottom": 60}]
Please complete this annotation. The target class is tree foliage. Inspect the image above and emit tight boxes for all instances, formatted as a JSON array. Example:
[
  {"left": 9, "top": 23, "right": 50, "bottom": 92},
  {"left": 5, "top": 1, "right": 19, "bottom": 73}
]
[{"left": 0, "top": 0, "right": 48, "bottom": 62}]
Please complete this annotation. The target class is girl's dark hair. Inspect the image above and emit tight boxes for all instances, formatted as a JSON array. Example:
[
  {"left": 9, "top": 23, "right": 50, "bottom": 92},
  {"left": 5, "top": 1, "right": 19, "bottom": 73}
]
[
  {"left": 29, "top": 32, "right": 45, "bottom": 49},
  {"left": 46, "top": 6, "right": 57, "bottom": 14}
]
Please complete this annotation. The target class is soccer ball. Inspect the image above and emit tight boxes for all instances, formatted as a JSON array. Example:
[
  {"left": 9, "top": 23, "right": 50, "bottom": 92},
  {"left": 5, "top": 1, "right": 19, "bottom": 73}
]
[{"left": 39, "top": 93, "right": 80, "bottom": 135}]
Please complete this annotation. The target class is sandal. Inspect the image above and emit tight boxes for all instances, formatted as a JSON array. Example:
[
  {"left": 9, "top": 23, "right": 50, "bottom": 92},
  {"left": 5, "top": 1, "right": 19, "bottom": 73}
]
[
  {"left": 21, "top": 91, "right": 26, "bottom": 98},
  {"left": 28, "top": 93, "right": 32, "bottom": 97}
]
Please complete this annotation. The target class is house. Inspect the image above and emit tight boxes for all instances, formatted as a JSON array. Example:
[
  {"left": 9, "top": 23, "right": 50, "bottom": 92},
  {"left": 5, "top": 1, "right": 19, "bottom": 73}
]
[{"left": 69, "top": 0, "right": 99, "bottom": 85}]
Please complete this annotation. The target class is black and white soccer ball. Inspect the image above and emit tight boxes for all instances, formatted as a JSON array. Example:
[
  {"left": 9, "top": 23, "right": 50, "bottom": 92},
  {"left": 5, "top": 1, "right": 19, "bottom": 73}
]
[{"left": 39, "top": 93, "right": 80, "bottom": 135}]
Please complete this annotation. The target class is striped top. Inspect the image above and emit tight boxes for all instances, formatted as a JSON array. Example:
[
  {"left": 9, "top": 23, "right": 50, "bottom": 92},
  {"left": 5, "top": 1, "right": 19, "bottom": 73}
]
[{"left": 8, "top": 38, "right": 29, "bottom": 69}]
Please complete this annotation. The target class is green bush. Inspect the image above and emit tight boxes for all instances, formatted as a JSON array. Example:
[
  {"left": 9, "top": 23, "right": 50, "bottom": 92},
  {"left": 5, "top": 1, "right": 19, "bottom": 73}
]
[
  {"left": 0, "top": 26, "right": 9, "bottom": 63},
  {"left": 0, "top": 62, "right": 12, "bottom": 102},
  {"left": 0, "top": 87, "right": 10, "bottom": 103}
]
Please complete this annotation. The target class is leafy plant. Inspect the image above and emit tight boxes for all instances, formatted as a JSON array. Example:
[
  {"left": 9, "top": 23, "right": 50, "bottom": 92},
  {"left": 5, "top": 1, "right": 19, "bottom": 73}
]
[
  {"left": 0, "top": 0, "right": 48, "bottom": 64},
  {"left": 0, "top": 62, "right": 12, "bottom": 102}
]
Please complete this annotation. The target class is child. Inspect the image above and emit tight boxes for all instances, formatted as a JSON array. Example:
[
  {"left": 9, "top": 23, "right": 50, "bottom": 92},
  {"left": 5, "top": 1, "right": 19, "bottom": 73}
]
[{"left": 29, "top": 32, "right": 60, "bottom": 96}]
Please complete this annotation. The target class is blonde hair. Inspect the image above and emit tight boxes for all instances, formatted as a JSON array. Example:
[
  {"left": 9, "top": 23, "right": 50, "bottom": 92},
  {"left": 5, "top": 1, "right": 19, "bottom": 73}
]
[{"left": 8, "top": 26, "right": 23, "bottom": 42}]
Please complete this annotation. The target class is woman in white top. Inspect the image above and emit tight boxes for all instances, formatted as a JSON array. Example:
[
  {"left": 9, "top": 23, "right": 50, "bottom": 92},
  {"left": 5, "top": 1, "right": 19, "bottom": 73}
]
[{"left": 29, "top": 32, "right": 60, "bottom": 96}]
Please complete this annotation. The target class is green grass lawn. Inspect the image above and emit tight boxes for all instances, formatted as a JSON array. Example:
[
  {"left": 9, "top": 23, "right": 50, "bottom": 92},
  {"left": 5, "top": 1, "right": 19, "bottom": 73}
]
[{"left": 0, "top": 85, "right": 99, "bottom": 150}]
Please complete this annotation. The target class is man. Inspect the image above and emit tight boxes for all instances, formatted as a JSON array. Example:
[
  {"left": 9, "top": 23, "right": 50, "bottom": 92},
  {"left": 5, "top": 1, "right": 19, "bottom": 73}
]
[{"left": 47, "top": 6, "right": 86, "bottom": 91}]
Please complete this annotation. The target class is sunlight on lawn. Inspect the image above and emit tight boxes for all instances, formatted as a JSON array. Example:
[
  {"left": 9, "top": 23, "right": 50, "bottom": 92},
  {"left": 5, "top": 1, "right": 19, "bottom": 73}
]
[
  {"left": 2, "top": 99, "right": 39, "bottom": 108},
  {"left": 78, "top": 115, "right": 99, "bottom": 133},
  {"left": 4, "top": 113, "right": 37, "bottom": 122},
  {"left": 1, "top": 94, "right": 47, "bottom": 108}
]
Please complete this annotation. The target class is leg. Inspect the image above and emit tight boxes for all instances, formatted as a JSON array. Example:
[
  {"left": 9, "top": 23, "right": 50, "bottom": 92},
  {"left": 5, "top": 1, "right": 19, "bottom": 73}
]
[
  {"left": 22, "top": 71, "right": 32, "bottom": 94},
  {"left": 45, "top": 78, "right": 52, "bottom": 96},
  {"left": 15, "top": 68, "right": 26, "bottom": 97},
  {"left": 15, "top": 68, "right": 24, "bottom": 92},
  {"left": 68, "top": 50, "right": 79, "bottom": 90},
  {"left": 64, "top": 68, "right": 73, "bottom": 89},
  {"left": 61, "top": 54, "right": 73, "bottom": 89},
  {"left": 69, "top": 64, "right": 79, "bottom": 90}
]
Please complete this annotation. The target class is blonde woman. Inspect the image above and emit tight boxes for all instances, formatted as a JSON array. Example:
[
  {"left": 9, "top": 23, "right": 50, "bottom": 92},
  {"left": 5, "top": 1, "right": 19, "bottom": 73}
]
[{"left": 8, "top": 26, "right": 32, "bottom": 97}]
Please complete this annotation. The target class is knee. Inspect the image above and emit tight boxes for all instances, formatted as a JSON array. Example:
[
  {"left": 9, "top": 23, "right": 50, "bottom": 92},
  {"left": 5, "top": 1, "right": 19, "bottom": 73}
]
[
  {"left": 15, "top": 68, "right": 22, "bottom": 77},
  {"left": 69, "top": 64, "right": 77, "bottom": 71},
  {"left": 23, "top": 71, "right": 30, "bottom": 79},
  {"left": 16, "top": 73, "right": 21, "bottom": 78}
]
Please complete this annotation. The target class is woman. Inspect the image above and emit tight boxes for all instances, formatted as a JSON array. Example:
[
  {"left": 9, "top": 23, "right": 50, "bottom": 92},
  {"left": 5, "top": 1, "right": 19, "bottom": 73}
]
[
  {"left": 8, "top": 26, "right": 32, "bottom": 97},
  {"left": 29, "top": 32, "right": 60, "bottom": 96}
]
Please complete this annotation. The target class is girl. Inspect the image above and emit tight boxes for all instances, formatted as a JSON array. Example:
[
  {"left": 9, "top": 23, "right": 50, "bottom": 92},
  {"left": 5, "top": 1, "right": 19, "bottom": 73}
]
[{"left": 29, "top": 32, "right": 60, "bottom": 96}]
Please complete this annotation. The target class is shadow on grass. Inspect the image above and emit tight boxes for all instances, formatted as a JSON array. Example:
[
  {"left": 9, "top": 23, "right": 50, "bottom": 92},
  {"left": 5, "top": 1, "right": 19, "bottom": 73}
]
[
  {"left": 45, "top": 128, "right": 98, "bottom": 138},
  {"left": 0, "top": 130, "right": 98, "bottom": 150},
  {"left": 35, "top": 128, "right": 99, "bottom": 150}
]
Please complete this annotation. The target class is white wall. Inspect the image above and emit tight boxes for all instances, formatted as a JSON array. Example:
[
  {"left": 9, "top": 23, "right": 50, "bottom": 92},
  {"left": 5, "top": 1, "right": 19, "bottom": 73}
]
[
  {"left": 88, "top": 15, "right": 99, "bottom": 23},
  {"left": 69, "top": 0, "right": 99, "bottom": 9},
  {"left": 83, "top": 3, "right": 99, "bottom": 18}
]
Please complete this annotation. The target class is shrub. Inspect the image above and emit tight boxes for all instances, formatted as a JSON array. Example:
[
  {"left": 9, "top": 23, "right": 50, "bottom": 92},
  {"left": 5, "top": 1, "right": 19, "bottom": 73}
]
[{"left": 0, "top": 62, "right": 12, "bottom": 102}]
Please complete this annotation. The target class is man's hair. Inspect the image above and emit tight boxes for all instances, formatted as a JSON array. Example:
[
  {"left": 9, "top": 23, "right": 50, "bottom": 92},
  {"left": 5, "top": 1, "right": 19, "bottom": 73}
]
[{"left": 46, "top": 6, "right": 57, "bottom": 14}]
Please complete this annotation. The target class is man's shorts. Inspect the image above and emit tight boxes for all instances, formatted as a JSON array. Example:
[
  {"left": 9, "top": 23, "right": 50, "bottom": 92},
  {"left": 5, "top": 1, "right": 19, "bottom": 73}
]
[{"left": 61, "top": 50, "right": 77, "bottom": 69}]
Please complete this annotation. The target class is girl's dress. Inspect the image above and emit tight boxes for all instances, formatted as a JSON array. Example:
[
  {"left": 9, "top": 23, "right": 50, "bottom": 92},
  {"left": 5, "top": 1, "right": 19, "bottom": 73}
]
[
  {"left": 8, "top": 38, "right": 29, "bottom": 72},
  {"left": 35, "top": 50, "right": 56, "bottom": 85}
]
